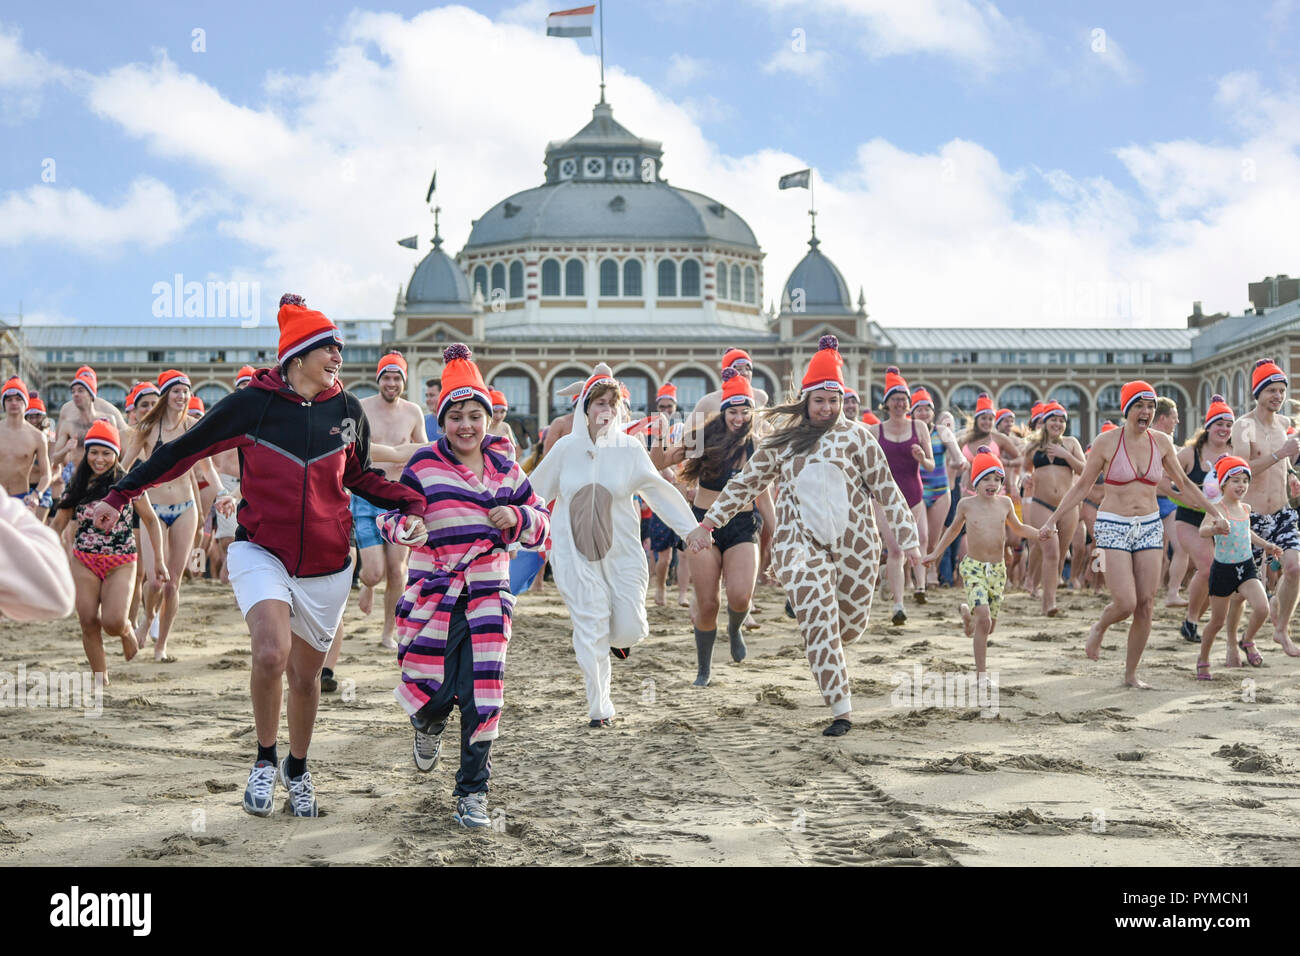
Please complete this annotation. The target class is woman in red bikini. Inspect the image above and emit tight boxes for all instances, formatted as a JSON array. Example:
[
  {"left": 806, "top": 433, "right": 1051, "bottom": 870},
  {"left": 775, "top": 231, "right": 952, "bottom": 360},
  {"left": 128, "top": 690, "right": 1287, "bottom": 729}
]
[
  {"left": 50, "top": 420, "right": 169, "bottom": 685},
  {"left": 1039, "top": 381, "right": 1226, "bottom": 687},
  {"left": 871, "top": 367, "right": 933, "bottom": 622}
]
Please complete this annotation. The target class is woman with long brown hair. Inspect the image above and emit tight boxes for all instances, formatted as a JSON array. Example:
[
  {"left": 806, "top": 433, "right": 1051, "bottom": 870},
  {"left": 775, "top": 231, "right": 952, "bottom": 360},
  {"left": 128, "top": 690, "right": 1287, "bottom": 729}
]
[
  {"left": 1022, "top": 401, "right": 1085, "bottom": 616},
  {"left": 119, "top": 370, "right": 221, "bottom": 661}
]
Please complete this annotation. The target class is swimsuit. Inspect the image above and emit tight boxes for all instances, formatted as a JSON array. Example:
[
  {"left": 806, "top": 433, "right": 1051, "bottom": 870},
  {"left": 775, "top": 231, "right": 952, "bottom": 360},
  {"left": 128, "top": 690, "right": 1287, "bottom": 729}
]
[
  {"left": 350, "top": 494, "right": 386, "bottom": 550},
  {"left": 1093, "top": 510, "right": 1163, "bottom": 552},
  {"left": 920, "top": 431, "right": 949, "bottom": 508},
  {"left": 1104, "top": 431, "right": 1162, "bottom": 487},
  {"left": 877, "top": 420, "right": 924, "bottom": 508},
  {"left": 692, "top": 504, "right": 761, "bottom": 554},
  {"left": 1174, "top": 455, "right": 1210, "bottom": 527},
  {"left": 958, "top": 556, "right": 1007, "bottom": 620},
  {"left": 152, "top": 498, "right": 195, "bottom": 527},
  {"left": 1250, "top": 507, "right": 1300, "bottom": 564},
  {"left": 1210, "top": 512, "right": 1258, "bottom": 597},
  {"left": 71, "top": 499, "right": 137, "bottom": 581}
]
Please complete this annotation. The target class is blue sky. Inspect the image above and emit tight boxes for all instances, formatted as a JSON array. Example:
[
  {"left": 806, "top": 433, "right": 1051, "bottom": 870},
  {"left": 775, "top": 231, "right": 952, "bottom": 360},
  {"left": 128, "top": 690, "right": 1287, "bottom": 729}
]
[{"left": 3, "top": 0, "right": 1299, "bottom": 329}]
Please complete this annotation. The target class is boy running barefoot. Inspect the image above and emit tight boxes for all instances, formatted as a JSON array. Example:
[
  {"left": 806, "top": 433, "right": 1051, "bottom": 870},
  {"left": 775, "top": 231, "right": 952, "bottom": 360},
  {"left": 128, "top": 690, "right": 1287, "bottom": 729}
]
[
  {"left": 925, "top": 447, "right": 1044, "bottom": 680},
  {"left": 1195, "top": 456, "right": 1281, "bottom": 678}
]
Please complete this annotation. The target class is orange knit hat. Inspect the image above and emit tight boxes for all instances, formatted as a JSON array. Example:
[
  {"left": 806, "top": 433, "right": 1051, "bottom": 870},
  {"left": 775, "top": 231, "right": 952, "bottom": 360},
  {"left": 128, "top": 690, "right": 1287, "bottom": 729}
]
[
  {"left": 1120, "top": 380, "right": 1156, "bottom": 417},
  {"left": 720, "top": 367, "right": 754, "bottom": 409},
  {"left": 656, "top": 383, "right": 677, "bottom": 402},
  {"left": 1205, "top": 394, "right": 1234, "bottom": 427},
  {"left": 1028, "top": 402, "right": 1045, "bottom": 426},
  {"left": 72, "top": 365, "right": 97, "bottom": 398},
  {"left": 862, "top": 411, "right": 880, "bottom": 425},
  {"left": 882, "top": 366, "right": 909, "bottom": 403},
  {"left": 83, "top": 419, "right": 121, "bottom": 456},
  {"left": 187, "top": 395, "right": 205, "bottom": 417},
  {"left": 974, "top": 393, "right": 995, "bottom": 417},
  {"left": 2, "top": 377, "right": 28, "bottom": 406},
  {"left": 1101, "top": 421, "right": 1118, "bottom": 433},
  {"left": 1252, "top": 358, "right": 1287, "bottom": 398},
  {"left": 969, "top": 445, "right": 1005, "bottom": 487},
  {"left": 24, "top": 396, "right": 45, "bottom": 415},
  {"left": 910, "top": 388, "right": 933, "bottom": 410},
  {"left": 157, "top": 369, "right": 191, "bottom": 395},
  {"left": 721, "top": 348, "right": 752, "bottom": 372},
  {"left": 995, "top": 407, "right": 1015, "bottom": 426},
  {"left": 376, "top": 351, "right": 408, "bottom": 382},
  {"left": 437, "top": 344, "right": 491, "bottom": 423},
  {"left": 489, "top": 389, "right": 508, "bottom": 410},
  {"left": 1040, "top": 401, "right": 1067, "bottom": 420},
  {"left": 1214, "top": 454, "right": 1250, "bottom": 485},
  {"left": 235, "top": 365, "right": 256, "bottom": 387},
  {"left": 124, "top": 381, "right": 158, "bottom": 412},
  {"left": 800, "top": 335, "right": 844, "bottom": 394},
  {"left": 277, "top": 293, "right": 342, "bottom": 367}
]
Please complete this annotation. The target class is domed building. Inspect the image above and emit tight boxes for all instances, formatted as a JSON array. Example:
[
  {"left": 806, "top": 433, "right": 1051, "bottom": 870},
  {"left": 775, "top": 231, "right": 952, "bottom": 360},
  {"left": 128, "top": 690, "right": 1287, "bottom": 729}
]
[{"left": 393, "top": 97, "right": 873, "bottom": 441}]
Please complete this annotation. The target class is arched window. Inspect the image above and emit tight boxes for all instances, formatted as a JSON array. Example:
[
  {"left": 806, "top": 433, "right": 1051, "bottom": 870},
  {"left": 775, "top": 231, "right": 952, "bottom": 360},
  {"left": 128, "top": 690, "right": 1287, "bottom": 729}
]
[
  {"left": 195, "top": 384, "right": 229, "bottom": 409},
  {"left": 490, "top": 263, "right": 506, "bottom": 296},
  {"left": 750, "top": 369, "right": 773, "bottom": 402},
  {"left": 623, "top": 259, "right": 643, "bottom": 297},
  {"left": 1097, "top": 384, "right": 1124, "bottom": 417},
  {"left": 599, "top": 259, "right": 619, "bottom": 296},
  {"left": 949, "top": 385, "right": 985, "bottom": 415},
  {"left": 730, "top": 265, "right": 741, "bottom": 301},
  {"left": 672, "top": 371, "right": 712, "bottom": 411},
  {"left": 565, "top": 259, "right": 584, "bottom": 297},
  {"left": 43, "top": 385, "right": 69, "bottom": 409},
  {"left": 1048, "top": 384, "right": 1086, "bottom": 415},
  {"left": 997, "top": 384, "right": 1037, "bottom": 414},
  {"left": 491, "top": 372, "right": 534, "bottom": 416},
  {"left": 681, "top": 259, "right": 701, "bottom": 297},
  {"left": 509, "top": 260, "right": 524, "bottom": 299},
  {"left": 716, "top": 261, "right": 729, "bottom": 299},
  {"left": 657, "top": 259, "right": 677, "bottom": 297},
  {"left": 98, "top": 383, "right": 128, "bottom": 409},
  {"left": 1218, "top": 375, "right": 1229, "bottom": 401},
  {"left": 350, "top": 383, "right": 378, "bottom": 400},
  {"left": 1156, "top": 383, "right": 1189, "bottom": 443},
  {"left": 540, "top": 259, "right": 561, "bottom": 297},
  {"left": 473, "top": 265, "right": 489, "bottom": 298},
  {"left": 1233, "top": 370, "right": 1246, "bottom": 410},
  {"left": 743, "top": 266, "right": 756, "bottom": 304},
  {"left": 616, "top": 370, "right": 653, "bottom": 417},
  {"left": 870, "top": 384, "right": 886, "bottom": 409}
]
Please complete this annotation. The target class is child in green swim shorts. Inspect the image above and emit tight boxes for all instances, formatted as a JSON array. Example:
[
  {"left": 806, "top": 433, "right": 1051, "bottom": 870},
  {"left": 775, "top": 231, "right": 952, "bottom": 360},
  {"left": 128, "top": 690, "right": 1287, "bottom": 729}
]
[{"left": 925, "top": 446, "right": 1044, "bottom": 679}]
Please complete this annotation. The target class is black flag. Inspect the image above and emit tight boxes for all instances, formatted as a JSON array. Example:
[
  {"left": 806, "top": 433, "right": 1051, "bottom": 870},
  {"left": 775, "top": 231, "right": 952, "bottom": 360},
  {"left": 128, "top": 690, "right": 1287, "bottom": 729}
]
[
  {"left": 425, "top": 170, "right": 437, "bottom": 204},
  {"left": 779, "top": 169, "right": 811, "bottom": 190},
  {"left": 397, "top": 235, "right": 418, "bottom": 249}
]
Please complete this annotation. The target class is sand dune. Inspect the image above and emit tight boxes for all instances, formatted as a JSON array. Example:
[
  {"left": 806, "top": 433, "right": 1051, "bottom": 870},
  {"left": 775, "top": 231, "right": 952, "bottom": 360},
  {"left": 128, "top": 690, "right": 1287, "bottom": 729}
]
[{"left": 2, "top": 577, "right": 1299, "bottom": 866}]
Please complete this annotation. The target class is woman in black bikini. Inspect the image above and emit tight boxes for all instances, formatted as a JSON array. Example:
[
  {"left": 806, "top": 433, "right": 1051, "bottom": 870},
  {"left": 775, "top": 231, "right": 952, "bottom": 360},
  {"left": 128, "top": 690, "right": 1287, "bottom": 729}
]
[
  {"left": 1023, "top": 401, "right": 1085, "bottom": 616},
  {"left": 1173, "top": 395, "right": 1235, "bottom": 647},
  {"left": 120, "top": 369, "right": 221, "bottom": 661},
  {"left": 669, "top": 368, "right": 770, "bottom": 686}
]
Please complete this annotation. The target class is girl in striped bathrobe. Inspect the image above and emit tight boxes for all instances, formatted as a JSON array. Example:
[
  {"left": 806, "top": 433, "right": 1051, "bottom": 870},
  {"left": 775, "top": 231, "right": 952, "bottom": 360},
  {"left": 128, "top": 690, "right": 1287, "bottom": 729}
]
[{"left": 378, "top": 345, "right": 550, "bottom": 829}]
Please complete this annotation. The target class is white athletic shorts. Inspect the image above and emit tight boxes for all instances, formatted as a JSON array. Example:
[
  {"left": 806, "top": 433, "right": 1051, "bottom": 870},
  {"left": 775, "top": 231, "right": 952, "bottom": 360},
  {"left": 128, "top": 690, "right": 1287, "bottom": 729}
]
[
  {"left": 215, "top": 474, "right": 240, "bottom": 539},
  {"left": 226, "top": 541, "right": 351, "bottom": 652}
]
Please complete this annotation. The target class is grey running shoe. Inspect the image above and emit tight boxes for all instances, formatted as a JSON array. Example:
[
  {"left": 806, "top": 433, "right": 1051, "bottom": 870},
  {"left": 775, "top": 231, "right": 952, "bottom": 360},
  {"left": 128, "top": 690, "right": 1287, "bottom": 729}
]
[
  {"left": 454, "top": 792, "right": 491, "bottom": 829},
  {"left": 279, "top": 758, "right": 319, "bottom": 817},
  {"left": 242, "top": 760, "right": 277, "bottom": 817},
  {"left": 413, "top": 729, "right": 442, "bottom": 772}
]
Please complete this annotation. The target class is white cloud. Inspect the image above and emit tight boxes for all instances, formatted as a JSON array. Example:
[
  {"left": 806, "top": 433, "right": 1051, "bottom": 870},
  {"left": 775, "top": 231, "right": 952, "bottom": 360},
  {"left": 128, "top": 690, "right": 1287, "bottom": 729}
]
[
  {"left": 750, "top": 0, "right": 1037, "bottom": 74},
  {"left": 0, "top": 178, "right": 201, "bottom": 251},
  {"left": 0, "top": 23, "right": 72, "bottom": 121},
  {"left": 762, "top": 45, "right": 831, "bottom": 83},
  {"left": 1083, "top": 27, "right": 1137, "bottom": 83},
  {"left": 37, "top": 7, "right": 1300, "bottom": 330},
  {"left": 665, "top": 53, "right": 707, "bottom": 88}
]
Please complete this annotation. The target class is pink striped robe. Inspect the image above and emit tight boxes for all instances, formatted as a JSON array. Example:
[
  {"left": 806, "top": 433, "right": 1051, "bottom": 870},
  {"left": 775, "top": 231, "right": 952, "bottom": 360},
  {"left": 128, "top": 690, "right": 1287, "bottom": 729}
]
[{"left": 378, "top": 435, "right": 549, "bottom": 744}]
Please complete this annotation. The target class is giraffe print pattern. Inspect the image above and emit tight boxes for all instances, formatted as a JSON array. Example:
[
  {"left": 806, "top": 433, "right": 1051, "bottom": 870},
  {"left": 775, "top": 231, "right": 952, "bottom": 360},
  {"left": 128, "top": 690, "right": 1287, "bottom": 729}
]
[{"left": 704, "top": 420, "right": 919, "bottom": 717}]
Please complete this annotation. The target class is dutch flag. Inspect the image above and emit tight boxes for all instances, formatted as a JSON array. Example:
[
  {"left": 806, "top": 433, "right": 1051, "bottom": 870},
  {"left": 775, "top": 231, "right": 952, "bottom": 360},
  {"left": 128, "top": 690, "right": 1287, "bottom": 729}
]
[{"left": 547, "top": 4, "right": 595, "bottom": 37}]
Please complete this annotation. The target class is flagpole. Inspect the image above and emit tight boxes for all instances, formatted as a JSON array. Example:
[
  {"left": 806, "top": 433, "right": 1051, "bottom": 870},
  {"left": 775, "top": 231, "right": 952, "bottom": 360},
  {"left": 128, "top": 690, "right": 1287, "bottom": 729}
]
[
  {"left": 810, "top": 168, "right": 817, "bottom": 241},
  {"left": 599, "top": 1, "right": 605, "bottom": 102}
]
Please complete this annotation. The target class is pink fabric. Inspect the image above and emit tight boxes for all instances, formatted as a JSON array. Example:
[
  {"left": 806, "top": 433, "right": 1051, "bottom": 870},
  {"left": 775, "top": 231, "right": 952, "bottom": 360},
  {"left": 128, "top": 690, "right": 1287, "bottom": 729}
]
[{"left": 0, "top": 495, "right": 74, "bottom": 620}]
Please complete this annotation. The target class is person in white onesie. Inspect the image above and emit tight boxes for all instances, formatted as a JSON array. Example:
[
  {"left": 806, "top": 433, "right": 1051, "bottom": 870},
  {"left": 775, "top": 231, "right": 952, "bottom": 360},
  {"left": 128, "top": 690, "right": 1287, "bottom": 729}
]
[{"left": 528, "top": 364, "right": 698, "bottom": 727}]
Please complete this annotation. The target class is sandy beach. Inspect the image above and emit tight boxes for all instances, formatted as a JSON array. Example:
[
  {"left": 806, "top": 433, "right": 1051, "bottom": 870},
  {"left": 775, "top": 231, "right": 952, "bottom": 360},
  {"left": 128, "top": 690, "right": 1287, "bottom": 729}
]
[{"left": 2, "top": 575, "right": 1299, "bottom": 866}]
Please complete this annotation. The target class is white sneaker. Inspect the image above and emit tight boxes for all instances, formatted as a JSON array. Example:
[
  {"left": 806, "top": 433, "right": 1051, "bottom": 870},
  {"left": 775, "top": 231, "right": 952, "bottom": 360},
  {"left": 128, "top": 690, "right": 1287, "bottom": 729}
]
[
  {"left": 278, "top": 757, "right": 318, "bottom": 817},
  {"left": 454, "top": 792, "right": 491, "bottom": 829},
  {"left": 413, "top": 729, "right": 442, "bottom": 772},
  {"left": 241, "top": 760, "right": 278, "bottom": 817}
]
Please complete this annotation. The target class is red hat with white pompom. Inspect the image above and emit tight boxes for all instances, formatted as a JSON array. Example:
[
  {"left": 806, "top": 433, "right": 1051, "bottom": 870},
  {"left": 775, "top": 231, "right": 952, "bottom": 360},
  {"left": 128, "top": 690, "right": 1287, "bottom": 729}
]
[
  {"left": 276, "top": 293, "right": 343, "bottom": 368},
  {"left": 1205, "top": 394, "right": 1234, "bottom": 427},
  {"left": 910, "top": 388, "right": 933, "bottom": 410},
  {"left": 1252, "top": 358, "right": 1287, "bottom": 398},
  {"left": 720, "top": 367, "right": 754, "bottom": 409},
  {"left": 970, "top": 445, "right": 1005, "bottom": 487},
  {"left": 882, "top": 366, "right": 909, "bottom": 403},
  {"left": 800, "top": 336, "right": 844, "bottom": 394},
  {"left": 974, "top": 393, "right": 995, "bottom": 417},
  {"left": 437, "top": 344, "right": 492, "bottom": 423}
]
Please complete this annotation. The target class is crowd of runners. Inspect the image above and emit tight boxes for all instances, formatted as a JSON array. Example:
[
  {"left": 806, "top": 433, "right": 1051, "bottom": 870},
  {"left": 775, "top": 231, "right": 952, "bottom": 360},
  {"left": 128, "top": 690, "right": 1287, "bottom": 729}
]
[{"left": 5, "top": 292, "right": 1300, "bottom": 828}]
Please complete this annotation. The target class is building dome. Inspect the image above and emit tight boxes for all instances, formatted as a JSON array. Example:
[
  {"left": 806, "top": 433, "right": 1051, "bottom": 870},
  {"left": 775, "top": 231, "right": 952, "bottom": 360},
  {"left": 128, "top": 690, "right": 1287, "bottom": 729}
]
[
  {"left": 464, "top": 100, "right": 759, "bottom": 251},
  {"left": 781, "top": 234, "right": 854, "bottom": 316},
  {"left": 405, "top": 233, "right": 473, "bottom": 314}
]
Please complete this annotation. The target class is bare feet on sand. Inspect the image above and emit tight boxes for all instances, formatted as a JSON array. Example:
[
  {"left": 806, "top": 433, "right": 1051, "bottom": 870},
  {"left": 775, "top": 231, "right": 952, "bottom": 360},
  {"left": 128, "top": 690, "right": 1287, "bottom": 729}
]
[
  {"left": 1123, "top": 674, "right": 1152, "bottom": 689},
  {"left": 121, "top": 630, "right": 139, "bottom": 663},
  {"left": 959, "top": 602, "right": 973, "bottom": 638},
  {"left": 359, "top": 585, "right": 374, "bottom": 616},
  {"left": 653, "top": 587, "right": 666, "bottom": 606},
  {"left": 1085, "top": 622, "right": 1104, "bottom": 661},
  {"left": 1273, "top": 630, "right": 1300, "bottom": 657},
  {"left": 380, "top": 633, "right": 397, "bottom": 651},
  {"left": 1165, "top": 595, "right": 1188, "bottom": 608}
]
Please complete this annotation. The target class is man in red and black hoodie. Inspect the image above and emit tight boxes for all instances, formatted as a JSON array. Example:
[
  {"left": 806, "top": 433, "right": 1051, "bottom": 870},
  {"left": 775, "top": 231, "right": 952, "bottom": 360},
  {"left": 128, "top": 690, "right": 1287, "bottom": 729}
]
[{"left": 93, "top": 294, "right": 429, "bottom": 818}]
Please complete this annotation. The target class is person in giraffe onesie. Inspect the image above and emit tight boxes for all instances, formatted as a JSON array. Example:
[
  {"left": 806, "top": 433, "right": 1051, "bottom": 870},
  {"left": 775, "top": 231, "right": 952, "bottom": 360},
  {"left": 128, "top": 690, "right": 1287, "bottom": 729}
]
[{"left": 686, "top": 336, "right": 922, "bottom": 737}]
